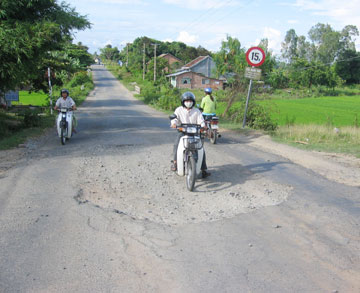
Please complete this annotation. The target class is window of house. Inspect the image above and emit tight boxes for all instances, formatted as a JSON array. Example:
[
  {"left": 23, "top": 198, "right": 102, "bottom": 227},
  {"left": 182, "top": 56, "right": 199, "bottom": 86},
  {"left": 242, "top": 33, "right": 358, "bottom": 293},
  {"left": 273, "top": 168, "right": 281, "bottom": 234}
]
[
  {"left": 182, "top": 78, "right": 191, "bottom": 84},
  {"left": 202, "top": 79, "right": 210, "bottom": 85}
]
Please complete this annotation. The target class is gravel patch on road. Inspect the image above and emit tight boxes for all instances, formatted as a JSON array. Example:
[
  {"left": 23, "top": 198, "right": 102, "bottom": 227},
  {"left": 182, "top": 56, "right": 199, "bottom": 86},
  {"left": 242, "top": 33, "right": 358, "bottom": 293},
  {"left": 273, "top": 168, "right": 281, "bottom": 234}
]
[{"left": 76, "top": 142, "right": 292, "bottom": 225}]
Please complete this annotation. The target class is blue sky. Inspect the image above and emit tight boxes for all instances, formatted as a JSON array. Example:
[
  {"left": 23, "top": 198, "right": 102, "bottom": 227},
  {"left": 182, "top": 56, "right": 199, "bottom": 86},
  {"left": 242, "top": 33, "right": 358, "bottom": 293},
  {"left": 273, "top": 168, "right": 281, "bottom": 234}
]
[{"left": 70, "top": 0, "right": 360, "bottom": 55}]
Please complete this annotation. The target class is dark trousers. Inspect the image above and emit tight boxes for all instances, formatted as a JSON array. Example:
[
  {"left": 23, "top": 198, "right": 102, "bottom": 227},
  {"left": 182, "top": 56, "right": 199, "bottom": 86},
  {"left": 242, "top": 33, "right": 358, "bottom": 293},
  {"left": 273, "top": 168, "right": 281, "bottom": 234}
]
[{"left": 173, "top": 133, "right": 207, "bottom": 170}]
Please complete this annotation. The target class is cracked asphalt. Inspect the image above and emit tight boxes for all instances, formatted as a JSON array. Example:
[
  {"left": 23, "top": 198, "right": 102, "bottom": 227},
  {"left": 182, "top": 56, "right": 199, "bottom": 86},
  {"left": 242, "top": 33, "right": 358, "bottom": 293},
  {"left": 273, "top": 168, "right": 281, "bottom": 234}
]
[{"left": 0, "top": 65, "right": 359, "bottom": 292}]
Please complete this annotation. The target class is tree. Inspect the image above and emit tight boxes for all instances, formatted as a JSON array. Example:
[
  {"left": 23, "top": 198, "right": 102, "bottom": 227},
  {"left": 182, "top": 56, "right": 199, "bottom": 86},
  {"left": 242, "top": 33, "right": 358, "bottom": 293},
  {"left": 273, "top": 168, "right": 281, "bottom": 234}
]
[
  {"left": 281, "top": 29, "right": 298, "bottom": 63},
  {"left": 100, "top": 45, "right": 120, "bottom": 62},
  {"left": 0, "top": 0, "right": 90, "bottom": 92},
  {"left": 308, "top": 23, "right": 358, "bottom": 64},
  {"left": 289, "top": 58, "right": 342, "bottom": 89},
  {"left": 296, "top": 35, "right": 313, "bottom": 61},
  {"left": 258, "top": 38, "right": 276, "bottom": 82},
  {"left": 213, "top": 35, "right": 247, "bottom": 117},
  {"left": 335, "top": 49, "right": 360, "bottom": 84}
]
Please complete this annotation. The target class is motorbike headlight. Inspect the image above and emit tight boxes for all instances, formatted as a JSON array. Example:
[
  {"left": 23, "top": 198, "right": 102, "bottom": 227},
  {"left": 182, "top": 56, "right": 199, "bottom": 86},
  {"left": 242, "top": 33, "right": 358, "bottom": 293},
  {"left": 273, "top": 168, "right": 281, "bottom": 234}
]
[{"left": 187, "top": 127, "right": 197, "bottom": 134}]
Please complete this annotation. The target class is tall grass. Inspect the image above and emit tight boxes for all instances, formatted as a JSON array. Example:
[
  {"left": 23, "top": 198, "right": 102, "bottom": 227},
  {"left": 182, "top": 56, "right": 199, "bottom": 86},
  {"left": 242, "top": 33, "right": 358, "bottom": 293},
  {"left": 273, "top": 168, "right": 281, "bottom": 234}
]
[{"left": 274, "top": 124, "right": 360, "bottom": 157}]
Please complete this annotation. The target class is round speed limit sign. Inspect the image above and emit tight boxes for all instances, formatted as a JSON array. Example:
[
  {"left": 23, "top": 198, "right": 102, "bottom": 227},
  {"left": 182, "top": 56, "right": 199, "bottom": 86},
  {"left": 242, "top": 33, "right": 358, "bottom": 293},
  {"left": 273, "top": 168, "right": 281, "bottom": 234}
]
[{"left": 246, "top": 47, "right": 266, "bottom": 67}]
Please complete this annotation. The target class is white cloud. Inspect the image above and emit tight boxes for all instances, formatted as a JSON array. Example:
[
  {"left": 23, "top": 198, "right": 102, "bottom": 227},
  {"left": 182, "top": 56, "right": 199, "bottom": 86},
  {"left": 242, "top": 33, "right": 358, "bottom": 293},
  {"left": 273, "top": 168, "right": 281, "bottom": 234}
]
[
  {"left": 163, "top": 0, "right": 238, "bottom": 10},
  {"left": 293, "top": 0, "right": 360, "bottom": 27},
  {"left": 254, "top": 27, "right": 282, "bottom": 53},
  {"left": 176, "top": 31, "right": 198, "bottom": 44},
  {"left": 287, "top": 19, "right": 299, "bottom": 24}
]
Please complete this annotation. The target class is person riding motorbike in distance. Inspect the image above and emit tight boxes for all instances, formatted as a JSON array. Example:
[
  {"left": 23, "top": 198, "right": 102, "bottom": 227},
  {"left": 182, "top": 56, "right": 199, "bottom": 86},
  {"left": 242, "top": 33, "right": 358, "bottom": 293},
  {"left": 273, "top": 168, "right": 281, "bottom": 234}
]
[
  {"left": 170, "top": 91, "right": 211, "bottom": 178},
  {"left": 54, "top": 89, "right": 77, "bottom": 133},
  {"left": 200, "top": 87, "right": 217, "bottom": 120}
]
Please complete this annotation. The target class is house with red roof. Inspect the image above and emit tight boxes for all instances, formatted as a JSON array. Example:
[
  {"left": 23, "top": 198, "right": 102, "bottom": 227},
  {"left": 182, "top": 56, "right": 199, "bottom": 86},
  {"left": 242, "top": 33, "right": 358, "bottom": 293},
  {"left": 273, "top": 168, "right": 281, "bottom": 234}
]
[
  {"left": 166, "top": 55, "right": 224, "bottom": 90},
  {"left": 158, "top": 53, "right": 182, "bottom": 73}
]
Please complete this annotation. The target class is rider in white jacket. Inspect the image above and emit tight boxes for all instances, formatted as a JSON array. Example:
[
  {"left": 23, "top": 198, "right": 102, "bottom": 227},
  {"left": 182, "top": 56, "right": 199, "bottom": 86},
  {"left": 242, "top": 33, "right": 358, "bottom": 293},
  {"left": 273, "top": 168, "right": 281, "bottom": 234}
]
[
  {"left": 170, "top": 92, "right": 210, "bottom": 178},
  {"left": 54, "top": 89, "right": 77, "bottom": 133}
]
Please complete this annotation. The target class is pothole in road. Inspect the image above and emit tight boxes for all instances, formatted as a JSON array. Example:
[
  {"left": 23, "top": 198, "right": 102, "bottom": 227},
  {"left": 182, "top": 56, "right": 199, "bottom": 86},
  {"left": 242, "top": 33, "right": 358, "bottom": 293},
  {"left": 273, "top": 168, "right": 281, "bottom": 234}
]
[{"left": 77, "top": 144, "right": 293, "bottom": 225}]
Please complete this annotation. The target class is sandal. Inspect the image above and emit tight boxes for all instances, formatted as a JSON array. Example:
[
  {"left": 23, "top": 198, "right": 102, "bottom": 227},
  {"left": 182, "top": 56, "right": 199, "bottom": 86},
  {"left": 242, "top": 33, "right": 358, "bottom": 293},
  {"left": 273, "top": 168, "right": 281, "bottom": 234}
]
[
  {"left": 171, "top": 161, "right": 177, "bottom": 171},
  {"left": 202, "top": 170, "right": 211, "bottom": 178}
]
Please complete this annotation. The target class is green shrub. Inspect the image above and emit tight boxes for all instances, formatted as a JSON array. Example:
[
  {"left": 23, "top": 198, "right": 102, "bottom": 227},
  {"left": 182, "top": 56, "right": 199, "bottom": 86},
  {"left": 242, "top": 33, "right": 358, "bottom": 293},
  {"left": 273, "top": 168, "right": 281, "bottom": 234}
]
[
  {"left": 67, "top": 71, "right": 92, "bottom": 88},
  {"left": 22, "top": 108, "right": 41, "bottom": 128}
]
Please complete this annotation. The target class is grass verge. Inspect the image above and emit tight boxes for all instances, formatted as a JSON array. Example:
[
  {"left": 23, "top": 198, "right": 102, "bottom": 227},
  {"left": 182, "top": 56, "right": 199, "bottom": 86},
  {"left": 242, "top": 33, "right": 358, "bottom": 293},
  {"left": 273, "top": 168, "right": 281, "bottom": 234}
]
[
  {"left": 272, "top": 124, "right": 360, "bottom": 157},
  {"left": 0, "top": 115, "right": 54, "bottom": 150}
]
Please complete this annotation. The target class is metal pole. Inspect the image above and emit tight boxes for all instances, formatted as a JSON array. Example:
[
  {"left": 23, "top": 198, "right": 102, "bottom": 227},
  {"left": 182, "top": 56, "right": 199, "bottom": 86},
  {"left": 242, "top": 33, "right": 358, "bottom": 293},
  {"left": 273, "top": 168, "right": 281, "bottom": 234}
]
[
  {"left": 153, "top": 43, "right": 157, "bottom": 82},
  {"left": 47, "top": 67, "right": 53, "bottom": 115},
  {"left": 242, "top": 79, "right": 253, "bottom": 128}
]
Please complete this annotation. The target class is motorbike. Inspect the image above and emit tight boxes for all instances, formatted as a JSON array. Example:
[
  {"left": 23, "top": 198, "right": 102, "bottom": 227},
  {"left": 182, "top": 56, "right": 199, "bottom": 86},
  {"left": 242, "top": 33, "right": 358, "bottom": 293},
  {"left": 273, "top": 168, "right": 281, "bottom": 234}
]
[
  {"left": 203, "top": 114, "right": 220, "bottom": 144},
  {"left": 56, "top": 107, "right": 74, "bottom": 145},
  {"left": 170, "top": 114, "right": 205, "bottom": 191}
]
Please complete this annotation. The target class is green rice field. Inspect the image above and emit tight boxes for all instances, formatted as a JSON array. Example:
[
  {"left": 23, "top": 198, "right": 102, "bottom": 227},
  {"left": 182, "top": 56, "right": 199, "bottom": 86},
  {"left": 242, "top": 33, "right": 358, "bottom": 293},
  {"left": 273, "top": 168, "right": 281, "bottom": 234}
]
[
  {"left": 13, "top": 91, "right": 49, "bottom": 106},
  {"left": 258, "top": 96, "right": 360, "bottom": 126}
]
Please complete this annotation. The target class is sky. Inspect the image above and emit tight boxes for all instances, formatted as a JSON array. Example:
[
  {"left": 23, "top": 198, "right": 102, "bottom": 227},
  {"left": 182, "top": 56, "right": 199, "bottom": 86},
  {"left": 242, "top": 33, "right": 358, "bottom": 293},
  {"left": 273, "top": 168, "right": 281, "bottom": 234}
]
[{"left": 70, "top": 0, "right": 360, "bottom": 56}]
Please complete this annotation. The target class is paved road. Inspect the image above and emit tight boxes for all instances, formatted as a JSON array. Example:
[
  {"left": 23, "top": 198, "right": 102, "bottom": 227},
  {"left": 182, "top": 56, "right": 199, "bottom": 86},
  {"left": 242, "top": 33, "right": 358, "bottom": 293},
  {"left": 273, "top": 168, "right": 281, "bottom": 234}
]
[{"left": 0, "top": 65, "right": 359, "bottom": 292}]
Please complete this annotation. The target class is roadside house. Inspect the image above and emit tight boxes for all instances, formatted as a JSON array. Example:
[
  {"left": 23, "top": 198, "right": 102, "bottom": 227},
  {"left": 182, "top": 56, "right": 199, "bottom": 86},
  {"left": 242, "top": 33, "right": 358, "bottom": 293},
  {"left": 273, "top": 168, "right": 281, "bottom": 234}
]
[
  {"left": 167, "top": 70, "right": 224, "bottom": 90},
  {"left": 166, "top": 55, "right": 224, "bottom": 90},
  {"left": 158, "top": 53, "right": 182, "bottom": 73}
]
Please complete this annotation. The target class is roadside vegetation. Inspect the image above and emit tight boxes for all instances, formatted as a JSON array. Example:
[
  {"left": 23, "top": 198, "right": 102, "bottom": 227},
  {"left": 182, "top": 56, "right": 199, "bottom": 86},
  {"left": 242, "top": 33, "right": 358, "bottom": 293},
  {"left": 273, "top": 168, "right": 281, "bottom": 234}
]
[
  {"left": 0, "top": 72, "right": 93, "bottom": 150},
  {"left": 101, "top": 23, "right": 360, "bottom": 157},
  {"left": 0, "top": 1, "right": 93, "bottom": 149}
]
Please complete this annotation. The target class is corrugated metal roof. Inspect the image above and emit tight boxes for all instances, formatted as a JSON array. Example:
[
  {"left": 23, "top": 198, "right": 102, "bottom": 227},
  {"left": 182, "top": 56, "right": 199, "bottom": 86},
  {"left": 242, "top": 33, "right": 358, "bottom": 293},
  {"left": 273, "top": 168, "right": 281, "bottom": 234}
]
[
  {"left": 158, "top": 53, "right": 181, "bottom": 61},
  {"left": 182, "top": 56, "right": 209, "bottom": 68}
]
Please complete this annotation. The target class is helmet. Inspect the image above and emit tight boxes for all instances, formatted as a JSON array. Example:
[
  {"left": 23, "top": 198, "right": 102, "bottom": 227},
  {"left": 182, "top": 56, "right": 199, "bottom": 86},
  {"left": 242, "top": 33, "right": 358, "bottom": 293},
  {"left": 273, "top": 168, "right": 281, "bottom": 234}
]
[
  {"left": 204, "top": 87, "right": 212, "bottom": 94},
  {"left": 181, "top": 92, "right": 196, "bottom": 108},
  {"left": 60, "top": 89, "right": 69, "bottom": 96}
]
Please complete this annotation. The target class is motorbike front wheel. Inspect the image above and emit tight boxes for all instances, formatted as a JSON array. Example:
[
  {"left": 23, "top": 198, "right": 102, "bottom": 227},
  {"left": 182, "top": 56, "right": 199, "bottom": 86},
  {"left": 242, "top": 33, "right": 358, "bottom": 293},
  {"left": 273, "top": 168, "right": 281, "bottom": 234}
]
[
  {"left": 186, "top": 156, "right": 196, "bottom": 191},
  {"left": 60, "top": 127, "right": 66, "bottom": 145},
  {"left": 210, "top": 130, "right": 217, "bottom": 144}
]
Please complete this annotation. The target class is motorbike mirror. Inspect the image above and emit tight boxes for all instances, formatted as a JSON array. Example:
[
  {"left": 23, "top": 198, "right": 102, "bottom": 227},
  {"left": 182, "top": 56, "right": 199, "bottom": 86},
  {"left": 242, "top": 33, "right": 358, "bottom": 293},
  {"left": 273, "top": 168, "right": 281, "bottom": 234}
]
[{"left": 169, "top": 114, "right": 177, "bottom": 120}]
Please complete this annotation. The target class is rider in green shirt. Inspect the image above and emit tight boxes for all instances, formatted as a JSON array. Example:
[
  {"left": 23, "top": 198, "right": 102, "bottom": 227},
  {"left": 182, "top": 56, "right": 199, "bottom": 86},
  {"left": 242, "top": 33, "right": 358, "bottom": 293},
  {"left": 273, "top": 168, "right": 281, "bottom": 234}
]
[{"left": 200, "top": 87, "right": 216, "bottom": 117}]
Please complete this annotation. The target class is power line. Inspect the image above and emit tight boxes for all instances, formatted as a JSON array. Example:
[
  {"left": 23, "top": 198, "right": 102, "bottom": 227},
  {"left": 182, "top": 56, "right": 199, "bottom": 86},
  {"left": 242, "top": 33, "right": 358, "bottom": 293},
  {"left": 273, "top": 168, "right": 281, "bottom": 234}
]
[
  {"left": 180, "top": 0, "right": 235, "bottom": 35},
  {"left": 290, "top": 55, "right": 360, "bottom": 72},
  {"left": 186, "top": 0, "right": 255, "bottom": 42}
]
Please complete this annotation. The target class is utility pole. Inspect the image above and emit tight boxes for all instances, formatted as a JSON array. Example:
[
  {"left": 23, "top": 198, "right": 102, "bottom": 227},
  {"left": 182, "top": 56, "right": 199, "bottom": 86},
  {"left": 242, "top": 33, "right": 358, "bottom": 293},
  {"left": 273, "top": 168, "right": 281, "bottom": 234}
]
[
  {"left": 143, "top": 43, "right": 146, "bottom": 80},
  {"left": 47, "top": 67, "right": 53, "bottom": 115},
  {"left": 126, "top": 43, "right": 129, "bottom": 67},
  {"left": 153, "top": 43, "right": 157, "bottom": 82}
]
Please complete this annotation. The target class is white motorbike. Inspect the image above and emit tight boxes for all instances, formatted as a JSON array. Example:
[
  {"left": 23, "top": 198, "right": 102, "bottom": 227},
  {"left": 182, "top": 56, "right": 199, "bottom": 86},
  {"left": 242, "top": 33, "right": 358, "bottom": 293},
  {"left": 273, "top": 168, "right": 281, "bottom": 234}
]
[
  {"left": 170, "top": 114, "right": 205, "bottom": 191},
  {"left": 56, "top": 107, "right": 74, "bottom": 145}
]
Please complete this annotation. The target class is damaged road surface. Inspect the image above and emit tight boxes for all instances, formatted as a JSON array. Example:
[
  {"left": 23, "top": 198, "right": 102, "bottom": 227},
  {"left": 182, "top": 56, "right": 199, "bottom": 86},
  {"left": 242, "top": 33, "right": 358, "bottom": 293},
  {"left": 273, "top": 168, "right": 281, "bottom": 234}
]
[{"left": 0, "top": 65, "right": 359, "bottom": 292}]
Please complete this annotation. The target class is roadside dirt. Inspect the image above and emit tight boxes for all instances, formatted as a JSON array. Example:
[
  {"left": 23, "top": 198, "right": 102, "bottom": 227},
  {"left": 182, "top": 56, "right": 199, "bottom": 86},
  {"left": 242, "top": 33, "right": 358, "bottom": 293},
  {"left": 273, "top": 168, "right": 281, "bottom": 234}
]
[{"left": 247, "top": 133, "right": 360, "bottom": 187}]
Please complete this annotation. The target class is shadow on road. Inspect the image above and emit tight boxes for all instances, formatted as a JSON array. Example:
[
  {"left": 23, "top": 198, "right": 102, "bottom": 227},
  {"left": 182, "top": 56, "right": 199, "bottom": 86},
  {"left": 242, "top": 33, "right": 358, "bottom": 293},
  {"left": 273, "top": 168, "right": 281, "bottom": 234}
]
[{"left": 195, "top": 161, "right": 289, "bottom": 192}]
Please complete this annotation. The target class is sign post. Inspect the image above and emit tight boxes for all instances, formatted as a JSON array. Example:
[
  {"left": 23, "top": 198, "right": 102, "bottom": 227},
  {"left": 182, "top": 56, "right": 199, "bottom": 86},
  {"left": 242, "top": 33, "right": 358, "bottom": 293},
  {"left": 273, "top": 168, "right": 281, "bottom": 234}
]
[
  {"left": 242, "top": 47, "right": 265, "bottom": 128},
  {"left": 47, "top": 67, "right": 53, "bottom": 115}
]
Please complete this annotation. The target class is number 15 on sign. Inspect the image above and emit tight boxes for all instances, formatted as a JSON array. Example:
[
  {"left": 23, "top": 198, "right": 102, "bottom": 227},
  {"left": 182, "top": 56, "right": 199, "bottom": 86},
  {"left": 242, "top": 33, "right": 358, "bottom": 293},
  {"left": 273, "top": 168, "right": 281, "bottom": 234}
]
[{"left": 246, "top": 47, "right": 265, "bottom": 67}]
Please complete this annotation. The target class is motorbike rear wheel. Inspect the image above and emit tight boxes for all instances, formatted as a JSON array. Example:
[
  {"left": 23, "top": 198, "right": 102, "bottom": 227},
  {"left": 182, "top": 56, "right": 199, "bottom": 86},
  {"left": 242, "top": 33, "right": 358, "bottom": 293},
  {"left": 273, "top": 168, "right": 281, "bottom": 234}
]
[
  {"left": 60, "top": 127, "right": 66, "bottom": 145},
  {"left": 210, "top": 130, "right": 217, "bottom": 144},
  {"left": 186, "top": 156, "right": 196, "bottom": 191}
]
